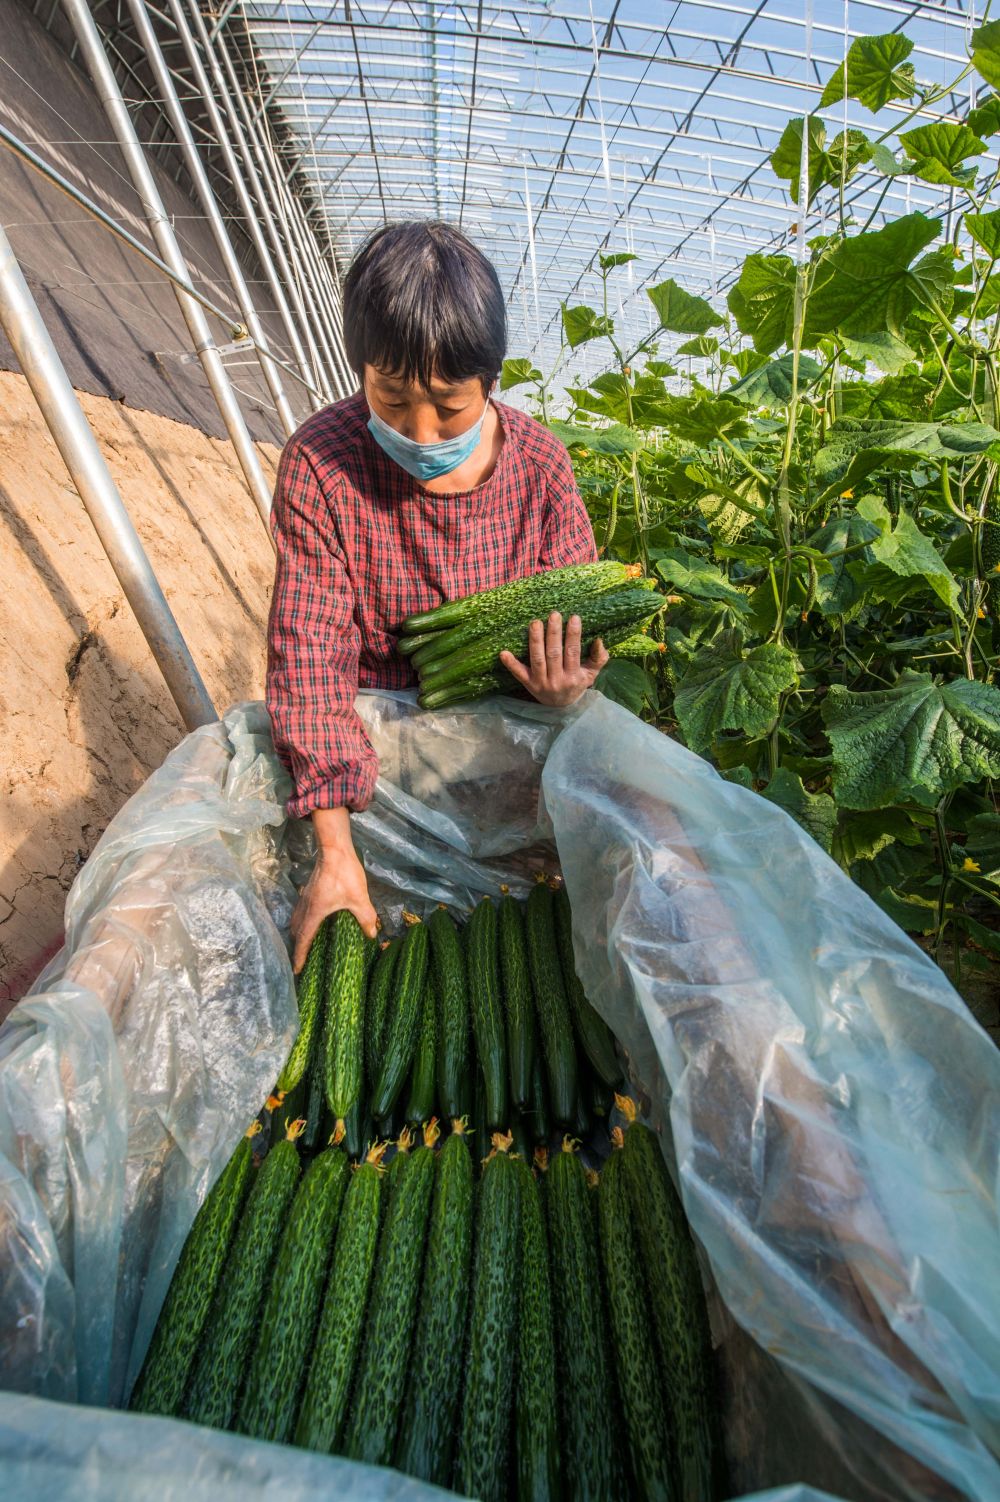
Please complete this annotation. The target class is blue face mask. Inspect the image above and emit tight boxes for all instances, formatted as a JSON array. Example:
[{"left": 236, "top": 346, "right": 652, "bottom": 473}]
[{"left": 367, "top": 399, "right": 488, "bottom": 482}]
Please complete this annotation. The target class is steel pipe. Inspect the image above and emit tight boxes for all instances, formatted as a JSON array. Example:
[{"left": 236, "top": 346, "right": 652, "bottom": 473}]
[
  {"left": 124, "top": 0, "right": 298, "bottom": 437},
  {"left": 60, "top": 0, "right": 275, "bottom": 534},
  {"left": 175, "top": 0, "right": 324, "bottom": 408},
  {"left": 0, "top": 220, "right": 216, "bottom": 732}
]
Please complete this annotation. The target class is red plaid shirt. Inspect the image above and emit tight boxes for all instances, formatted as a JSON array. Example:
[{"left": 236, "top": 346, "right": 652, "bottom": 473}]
[{"left": 265, "top": 393, "right": 597, "bottom": 818}]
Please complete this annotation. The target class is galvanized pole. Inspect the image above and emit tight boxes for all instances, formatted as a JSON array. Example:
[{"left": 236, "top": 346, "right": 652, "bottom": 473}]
[
  {"left": 173, "top": 0, "right": 323, "bottom": 409},
  {"left": 0, "top": 220, "right": 216, "bottom": 731},
  {"left": 206, "top": 17, "right": 334, "bottom": 401},
  {"left": 266, "top": 160, "right": 353, "bottom": 398},
  {"left": 60, "top": 0, "right": 275, "bottom": 534},
  {"left": 124, "top": 0, "right": 298, "bottom": 436},
  {"left": 275, "top": 173, "right": 354, "bottom": 397}
]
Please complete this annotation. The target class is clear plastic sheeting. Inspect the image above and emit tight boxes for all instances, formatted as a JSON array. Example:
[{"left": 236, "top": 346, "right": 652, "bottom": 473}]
[{"left": 0, "top": 689, "right": 997, "bottom": 1502}]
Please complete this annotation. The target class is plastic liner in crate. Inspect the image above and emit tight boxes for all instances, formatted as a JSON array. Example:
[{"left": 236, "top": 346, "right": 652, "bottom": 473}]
[{"left": 0, "top": 690, "right": 996, "bottom": 1502}]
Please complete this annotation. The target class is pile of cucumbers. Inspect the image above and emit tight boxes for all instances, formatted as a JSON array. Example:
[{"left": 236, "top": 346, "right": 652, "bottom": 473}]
[
  {"left": 398, "top": 559, "right": 667, "bottom": 709},
  {"left": 129, "top": 880, "right": 723, "bottom": 1502}
]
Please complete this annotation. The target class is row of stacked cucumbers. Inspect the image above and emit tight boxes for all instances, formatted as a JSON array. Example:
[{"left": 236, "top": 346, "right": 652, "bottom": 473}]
[
  {"left": 129, "top": 881, "right": 723, "bottom": 1502},
  {"left": 397, "top": 559, "right": 667, "bottom": 708}
]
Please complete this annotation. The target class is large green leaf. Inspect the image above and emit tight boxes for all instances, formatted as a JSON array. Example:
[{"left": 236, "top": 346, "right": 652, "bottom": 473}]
[
  {"left": 972, "top": 22, "right": 1000, "bottom": 92},
  {"left": 569, "top": 371, "right": 669, "bottom": 427},
  {"left": 654, "top": 549, "right": 752, "bottom": 613},
  {"left": 595, "top": 658, "right": 656, "bottom": 715},
  {"left": 761, "top": 767, "right": 837, "bottom": 853},
  {"left": 562, "top": 304, "right": 614, "bottom": 348},
  {"left": 770, "top": 116, "right": 871, "bottom": 204},
  {"left": 833, "top": 807, "right": 923, "bottom": 868},
  {"left": 598, "top": 251, "right": 638, "bottom": 270},
  {"left": 674, "top": 634, "right": 799, "bottom": 755},
  {"left": 647, "top": 277, "right": 723, "bottom": 335},
  {"left": 819, "top": 33, "right": 917, "bottom": 111},
  {"left": 898, "top": 123, "right": 986, "bottom": 187},
  {"left": 823, "top": 670, "right": 1000, "bottom": 809},
  {"left": 808, "top": 512, "right": 881, "bottom": 614},
  {"left": 546, "top": 419, "right": 644, "bottom": 455},
  {"left": 966, "top": 208, "right": 1000, "bottom": 259},
  {"left": 841, "top": 331, "right": 917, "bottom": 375},
  {"left": 675, "top": 335, "right": 720, "bottom": 358},
  {"left": 860, "top": 503, "right": 963, "bottom": 613},
  {"left": 967, "top": 94, "right": 1000, "bottom": 137},
  {"left": 805, "top": 213, "right": 941, "bottom": 340},
  {"left": 727, "top": 352, "right": 823, "bottom": 406},
  {"left": 727, "top": 254, "right": 796, "bottom": 355},
  {"left": 656, "top": 394, "right": 749, "bottom": 445},
  {"left": 815, "top": 416, "right": 999, "bottom": 500},
  {"left": 500, "top": 357, "right": 542, "bottom": 391}
]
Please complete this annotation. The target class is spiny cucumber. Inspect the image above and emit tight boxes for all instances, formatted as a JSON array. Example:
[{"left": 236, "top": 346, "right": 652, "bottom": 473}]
[
  {"left": 428, "top": 906, "right": 469, "bottom": 1120},
  {"left": 323, "top": 909, "right": 367, "bottom": 1126},
  {"left": 513, "top": 1156, "right": 560, "bottom": 1502},
  {"left": 499, "top": 891, "right": 536, "bottom": 1111},
  {"left": 466, "top": 896, "right": 507, "bottom": 1130},
  {"left": 371, "top": 916, "right": 429, "bottom": 1120},
  {"left": 525, "top": 881, "right": 577, "bottom": 1125},
  {"left": 277, "top": 921, "right": 330, "bottom": 1094},
  {"left": 553, "top": 882, "right": 621, "bottom": 1089}
]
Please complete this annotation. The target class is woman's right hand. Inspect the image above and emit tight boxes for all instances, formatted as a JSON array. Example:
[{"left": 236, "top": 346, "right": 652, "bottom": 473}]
[{"left": 290, "top": 808, "right": 379, "bottom": 973}]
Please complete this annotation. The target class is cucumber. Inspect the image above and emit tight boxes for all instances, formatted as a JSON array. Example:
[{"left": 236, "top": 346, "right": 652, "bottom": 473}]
[
  {"left": 553, "top": 883, "right": 622, "bottom": 1089},
  {"left": 526, "top": 1052, "right": 551, "bottom": 1143},
  {"left": 302, "top": 1017, "right": 327, "bottom": 1153},
  {"left": 276, "top": 920, "right": 330, "bottom": 1094},
  {"left": 129, "top": 1127, "right": 256, "bottom": 1416},
  {"left": 466, "top": 897, "right": 507, "bottom": 1130},
  {"left": 618, "top": 1096, "right": 721, "bottom": 1502},
  {"left": 570, "top": 1080, "right": 592, "bottom": 1143},
  {"left": 343, "top": 1120, "right": 438, "bottom": 1465},
  {"left": 545, "top": 1138, "right": 618, "bottom": 1502},
  {"left": 499, "top": 893, "right": 536, "bottom": 1111},
  {"left": 372, "top": 917, "right": 429, "bottom": 1120},
  {"left": 395, "top": 1122, "right": 475, "bottom": 1484},
  {"left": 184, "top": 1122, "right": 303, "bottom": 1430},
  {"left": 455, "top": 1134, "right": 522, "bottom": 1502},
  {"left": 419, "top": 673, "right": 506, "bottom": 711},
  {"left": 525, "top": 882, "right": 577, "bottom": 1126},
  {"left": 343, "top": 1087, "right": 371, "bottom": 1161},
  {"left": 366, "top": 938, "right": 400, "bottom": 1083},
  {"left": 323, "top": 910, "right": 367, "bottom": 1125},
  {"left": 513, "top": 1157, "right": 560, "bottom": 1502},
  {"left": 510, "top": 1109, "right": 534, "bottom": 1164},
  {"left": 473, "top": 1068, "right": 491, "bottom": 1172},
  {"left": 428, "top": 906, "right": 469, "bottom": 1120},
  {"left": 587, "top": 1069, "right": 615, "bottom": 1119},
  {"left": 419, "top": 587, "right": 661, "bottom": 694},
  {"left": 397, "top": 628, "right": 443, "bottom": 656},
  {"left": 294, "top": 1142, "right": 387, "bottom": 1452},
  {"left": 405, "top": 969, "right": 438, "bottom": 1125},
  {"left": 237, "top": 1145, "right": 350, "bottom": 1443},
  {"left": 599, "top": 1140, "right": 673, "bottom": 1502},
  {"left": 401, "top": 560, "right": 641, "bottom": 634}
]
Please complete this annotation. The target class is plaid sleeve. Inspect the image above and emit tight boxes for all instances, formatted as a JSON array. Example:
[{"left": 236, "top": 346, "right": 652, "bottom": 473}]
[
  {"left": 266, "top": 439, "right": 379, "bottom": 817},
  {"left": 537, "top": 440, "right": 599, "bottom": 568}
]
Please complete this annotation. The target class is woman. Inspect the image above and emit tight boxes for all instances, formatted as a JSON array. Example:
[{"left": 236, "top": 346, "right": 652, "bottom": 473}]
[{"left": 266, "top": 220, "right": 607, "bottom": 971}]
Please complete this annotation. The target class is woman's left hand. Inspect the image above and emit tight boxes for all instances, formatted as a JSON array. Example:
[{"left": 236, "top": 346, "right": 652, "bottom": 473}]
[{"left": 499, "top": 611, "right": 609, "bottom": 708}]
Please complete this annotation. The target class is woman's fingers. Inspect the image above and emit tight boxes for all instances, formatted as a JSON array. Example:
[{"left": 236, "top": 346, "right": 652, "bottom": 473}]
[
  {"left": 292, "top": 903, "right": 323, "bottom": 974},
  {"left": 563, "top": 613, "right": 582, "bottom": 672},
  {"left": 588, "top": 635, "right": 610, "bottom": 671},
  {"left": 499, "top": 648, "right": 532, "bottom": 686},
  {"left": 545, "top": 612, "right": 563, "bottom": 677},
  {"left": 527, "top": 617, "right": 547, "bottom": 678}
]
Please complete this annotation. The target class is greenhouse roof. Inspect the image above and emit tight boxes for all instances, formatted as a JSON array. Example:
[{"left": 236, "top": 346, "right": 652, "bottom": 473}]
[{"left": 222, "top": 0, "right": 990, "bottom": 374}]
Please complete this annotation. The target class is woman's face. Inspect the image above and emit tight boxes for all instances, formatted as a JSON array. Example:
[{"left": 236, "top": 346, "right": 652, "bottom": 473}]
[{"left": 363, "top": 365, "right": 489, "bottom": 443}]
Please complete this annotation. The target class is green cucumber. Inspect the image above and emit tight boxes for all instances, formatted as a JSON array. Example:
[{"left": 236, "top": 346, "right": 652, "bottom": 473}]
[
  {"left": 365, "top": 938, "right": 399, "bottom": 1084},
  {"left": 527, "top": 1052, "right": 551, "bottom": 1143},
  {"left": 510, "top": 1109, "right": 534, "bottom": 1164},
  {"left": 184, "top": 1122, "right": 303, "bottom": 1429},
  {"left": 545, "top": 1138, "right": 618, "bottom": 1502},
  {"left": 397, "top": 628, "right": 443, "bottom": 656},
  {"left": 618, "top": 1096, "right": 721, "bottom": 1501},
  {"left": 372, "top": 917, "right": 429, "bottom": 1119},
  {"left": 343, "top": 1121, "right": 438, "bottom": 1466},
  {"left": 405, "top": 970, "right": 438, "bottom": 1125},
  {"left": 395, "top": 1123, "right": 475, "bottom": 1484},
  {"left": 599, "top": 1141, "right": 673, "bottom": 1502},
  {"left": 553, "top": 883, "right": 622, "bottom": 1089},
  {"left": 294, "top": 1142, "right": 387, "bottom": 1451},
  {"left": 129, "top": 1127, "right": 256, "bottom": 1416},
  {"left": 525, "top": 882, "right": 577, "bottom": 1125},
  {"left": 513, "top": 1157, "right": 560, "bottom": 1502},
  {"left": 419, "top": 587, "right": 661, "bottom": 694},
  {"left": 473, "top": 1068, "right": 491, "bottom": 1173},
  {"left": 570, "top": 1079, "right": 592, "bottom": 1142},
  {"left": 237, "top": 1145, "right": 350, "bottom": 1444},
  {"left": 343, "top": 1087, "right": 371, "bottom": 1161},
  {"left": 402, "top": 560, "right": 641, "bottom": 634},
  {"left": 419, "top": 672, "right": 508, "bottom": 710},
  {"left": 323, "top": 910, "right": 367, "bottom": 1125},
  {"left": 455, "top": 1135, "right": 522, "bottom": 1502},
  {"left": 466, "top": 896, "right": 507, "bottom": 1130},
  {"left": 499, "top": 893, "right": 536, "bottom": 1111},
  {"left": 276, "top": 921, "right": 330, "bottom": 1094},
  {"left": 428, "top": 906, "right": 469, "bottom": 1120}
]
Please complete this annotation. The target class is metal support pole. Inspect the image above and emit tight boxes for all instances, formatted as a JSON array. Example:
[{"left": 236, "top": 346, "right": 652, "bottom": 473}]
[
  {"left": 266, "top": 160, "right": 353, "bottom": 397},
  {"left": 174, "top": 0, "right": 324, "bottom": 411},
  {"left": 60, "top": 0, "right": 275, "bottom": 535},
  {"left": 0, "top": 221, "right": 216, "bottom": 731},
  {"left": 125, "top": 0, "right": 297, "bottom": 438},
  {"left": 277, "top": 176, "right": 354, "bottom": 396},
  {"left": 203, "top": 13, "right": 333, "bottom": 402},
  {"left": 213, "top": 30, "right": 345, "bottom": 400}
]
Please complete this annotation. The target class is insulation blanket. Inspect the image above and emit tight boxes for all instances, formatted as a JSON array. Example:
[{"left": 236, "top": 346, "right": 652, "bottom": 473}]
[{"left": 0, "top": 689, "right": 996, "bottom": 1502}]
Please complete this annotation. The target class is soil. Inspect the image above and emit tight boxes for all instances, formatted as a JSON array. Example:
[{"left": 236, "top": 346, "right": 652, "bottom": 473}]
[{"left": 0, "top": 369, "right": 278, "bottom": 1017}]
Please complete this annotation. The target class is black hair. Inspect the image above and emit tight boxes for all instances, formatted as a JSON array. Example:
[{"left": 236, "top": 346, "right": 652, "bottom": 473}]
[{"left": 342, "top": 220, "right": 507, "bottom": 395}]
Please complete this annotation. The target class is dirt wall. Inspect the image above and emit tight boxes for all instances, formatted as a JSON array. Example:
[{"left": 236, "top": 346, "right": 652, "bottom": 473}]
[{"left": 0, "top": 369, "right": 278, "bottom": 1016}]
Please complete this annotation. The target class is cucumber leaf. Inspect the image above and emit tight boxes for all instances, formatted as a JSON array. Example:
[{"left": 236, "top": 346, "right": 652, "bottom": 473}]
[
  {"left": 965, "top": 208, "right": 1000, "bottom": 259},
  {"left": 967, "top": 94, "right": 1000, "bottom": 137},
  {"left": 727, "top": 352, "right": 823, "bottom": 406},
  {"left": 898, "top": 123, "right": 986, "bottom": 187},
  {"left": 595, "top": 659, "right": 657, "bottom": 715},
  {"left": 833, "top": 808, "right": 923, "bottom": 867},
  {"left": 674, "top": 633, "right": 799, "bottom": 755},
  {"left": 814, "top": 416, "right": 999, "bottom": 498},
  {"left": 761, "top": 767, "right": 837, "bottom": 853},
  {"left": 547, "top": 420, "right": 645, "bottom": 455},
  {"left": 727, "top": 254, "right": 796, "bottom": 354},
  {"left": 598, "top": 251, "right": 638, "bottom": 270},
  {"left": 647, "top": 277, "right": 723, "bottom": 335},
  {"left": 654, "top": 549, "right": 752, "bottom": 613},
  {"left": 808, "top": 512, "right": 881, "bottom": 614},
  {"left": 562, "top": 304, "right": 614, "bottom": 348},
  {"left": 972, "top": 22, "right": 1000, "bottom": 92},
  {"left": 819, "top": 33, "right": 917, "bottom": 111},
  {"left": 805, "top": 213, "right": 942, "bottom": 339},
  {"left": 500, "top": 357, "right": 542, "bottom": 390},
  {"left": 770, "top": 117, "right": 872, "bottom": 204},
  {"left": 823, "top": 670, "right": 1000, "bottom": 809}
]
